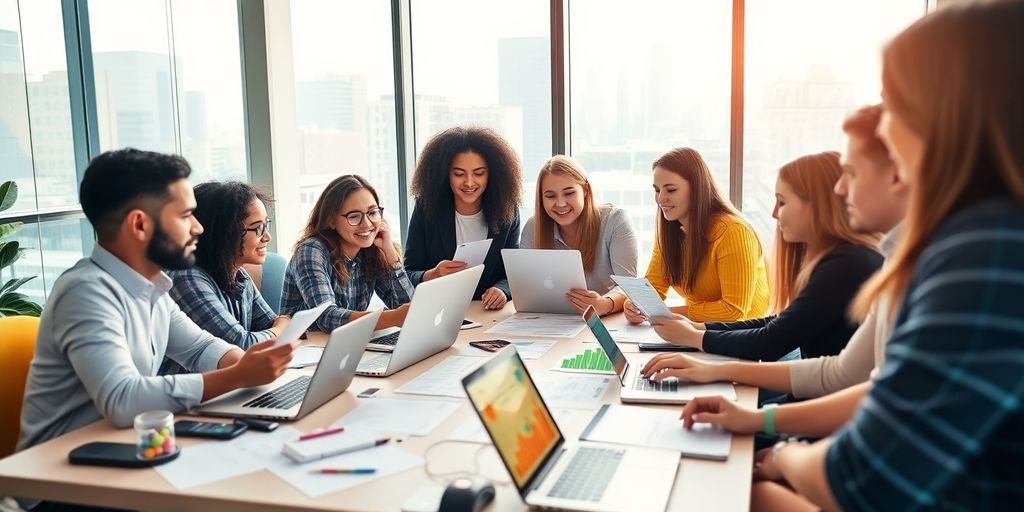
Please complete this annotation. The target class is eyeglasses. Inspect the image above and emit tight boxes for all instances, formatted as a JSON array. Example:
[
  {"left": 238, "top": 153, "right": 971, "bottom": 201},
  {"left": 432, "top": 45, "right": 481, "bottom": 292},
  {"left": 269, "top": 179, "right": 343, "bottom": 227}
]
[
  {"left": 243, "top": 220, "right": 272, "bottom": 238},
  {"left": 342, "top": 208, "right": 384, "bottom": 226}
]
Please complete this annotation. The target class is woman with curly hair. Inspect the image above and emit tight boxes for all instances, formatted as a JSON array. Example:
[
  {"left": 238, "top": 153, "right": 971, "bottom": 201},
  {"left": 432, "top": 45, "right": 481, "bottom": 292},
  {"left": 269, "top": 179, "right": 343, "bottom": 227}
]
[
  {"left": 404, "top": 126, "right": 523, "bottom": 310},
  {"left": 161, "top": 181, "right": 288, "bottom": 375},
  {"left": 281, "top": 175, "right": 412, "bottom": 332}
]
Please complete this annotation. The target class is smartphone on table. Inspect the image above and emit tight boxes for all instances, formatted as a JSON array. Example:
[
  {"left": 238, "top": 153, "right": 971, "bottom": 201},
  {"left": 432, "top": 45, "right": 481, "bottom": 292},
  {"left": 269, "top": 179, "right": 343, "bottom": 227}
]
[
  {"left": 174, "top": 420, "right": 248, "bottom": 440},
  {"left": 469, "top": 339, "right": 511, "bottom": 352}
]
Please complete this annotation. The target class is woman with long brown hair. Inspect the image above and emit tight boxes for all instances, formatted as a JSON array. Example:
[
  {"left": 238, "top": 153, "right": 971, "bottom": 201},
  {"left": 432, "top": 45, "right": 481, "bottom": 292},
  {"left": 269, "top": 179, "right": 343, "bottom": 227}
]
[
  {"left": 648, "top": 151, "right": 883, "bottom": 362},
  {"left": 624, "top": 147, "right": 769, "bottom": 323},
  {"left": 520, "top": 155, "right": 638, "bottom": 315},
  {"left": 672, "top": 4, "right": 1024, "bottom": 509},
  {"left": 280, "top": 175, "right": 412, "bottom": 332}
]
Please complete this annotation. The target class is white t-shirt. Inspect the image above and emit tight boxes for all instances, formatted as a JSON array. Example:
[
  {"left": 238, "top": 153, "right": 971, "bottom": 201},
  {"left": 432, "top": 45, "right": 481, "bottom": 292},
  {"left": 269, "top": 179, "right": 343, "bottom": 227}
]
[{"left": 455, "top": 210, "right": 489, "bottom": 245}]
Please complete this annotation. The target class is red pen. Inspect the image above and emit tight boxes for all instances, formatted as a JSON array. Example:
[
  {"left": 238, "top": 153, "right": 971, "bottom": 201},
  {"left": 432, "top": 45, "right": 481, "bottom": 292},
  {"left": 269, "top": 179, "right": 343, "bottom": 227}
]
[{"left": 298, "top": 426, "right": 344, "bottom": 441}]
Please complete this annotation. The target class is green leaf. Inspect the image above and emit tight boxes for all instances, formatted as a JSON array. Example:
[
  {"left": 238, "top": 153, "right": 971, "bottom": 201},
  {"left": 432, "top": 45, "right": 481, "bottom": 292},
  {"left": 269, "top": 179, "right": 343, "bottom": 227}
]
[
  {"left": 0, "top": 181, "right": 17, "bottom": 212},
  {"left": 0, "top": 221, "right": 21, "bottom": 240},
  {"left": 0, "top": 299, "right": 42, "bottom": 317},
  {"left": 0, "top": 239, "right": 21, "bottom": 268},
  {"left": 1, "top": 276, "right": 35, "bottom": 296}
]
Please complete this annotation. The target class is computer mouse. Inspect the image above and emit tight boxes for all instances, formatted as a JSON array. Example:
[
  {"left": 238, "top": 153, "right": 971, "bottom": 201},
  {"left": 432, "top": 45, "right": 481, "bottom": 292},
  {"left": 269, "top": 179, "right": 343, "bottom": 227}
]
[{"left": 438, "top": 476, "right": 496, "bottom": 512}]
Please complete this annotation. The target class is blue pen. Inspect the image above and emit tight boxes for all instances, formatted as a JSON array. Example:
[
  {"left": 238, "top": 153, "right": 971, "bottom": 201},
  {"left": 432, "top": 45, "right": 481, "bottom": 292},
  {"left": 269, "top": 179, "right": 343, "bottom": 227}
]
[{"left": 315, "top": 467, "right": 376, "bottom": 474}]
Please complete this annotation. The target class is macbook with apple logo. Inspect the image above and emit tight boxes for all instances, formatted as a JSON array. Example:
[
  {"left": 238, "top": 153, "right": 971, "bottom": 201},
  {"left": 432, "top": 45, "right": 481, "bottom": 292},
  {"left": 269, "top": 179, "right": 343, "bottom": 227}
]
[
  {"left": 192, "top": 310, "right": 381, "bottom": 421},
  {"left": 356, "top": 264, "right": 485, "bottom": 377},
  {"left": 502, "top": 249, "right": 588, "bottom": 314}
]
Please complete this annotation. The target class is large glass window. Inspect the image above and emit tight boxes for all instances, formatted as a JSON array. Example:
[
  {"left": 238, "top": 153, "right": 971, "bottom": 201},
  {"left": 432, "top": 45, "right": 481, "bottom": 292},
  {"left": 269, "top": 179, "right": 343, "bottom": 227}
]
[
  {"left": 288, "top": 0, "right": 401, "bottom": 241},
  {"left": 1, "top": 0, "right": 36, "bottom": 214},
  {"left": 88, "top": 0, "right": 246, "bottom": 183},
  {"left": 411, "top": 0, "right": 551, "bottom": 210},
  {"left": 742, "top": 0, "right": 924, "bottom": 243},
  {"left": 569, "top": 0, "right": 732, "bottom": 270}
]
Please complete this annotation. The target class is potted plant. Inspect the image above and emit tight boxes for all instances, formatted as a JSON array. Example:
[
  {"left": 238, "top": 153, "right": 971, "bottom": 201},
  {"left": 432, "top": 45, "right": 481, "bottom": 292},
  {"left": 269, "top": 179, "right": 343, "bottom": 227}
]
[{"left": 0, "top": 181, "right": 43, "bottom": 317}]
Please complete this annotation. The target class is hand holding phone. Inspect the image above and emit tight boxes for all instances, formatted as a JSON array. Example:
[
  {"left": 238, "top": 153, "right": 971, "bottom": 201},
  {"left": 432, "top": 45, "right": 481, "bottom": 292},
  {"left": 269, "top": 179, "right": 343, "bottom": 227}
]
[
  {"left": 469, "top": 339, "right": 511, "bottom": 352},
  {"left": 174, "top": 420, "right": 248, "bottom": 440}
]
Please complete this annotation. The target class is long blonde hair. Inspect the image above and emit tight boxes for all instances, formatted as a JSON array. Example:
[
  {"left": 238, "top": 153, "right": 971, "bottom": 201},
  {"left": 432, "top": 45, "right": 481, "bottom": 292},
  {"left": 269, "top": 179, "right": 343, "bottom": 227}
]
[
  {"left": 534, "top": 155, "right": 602, "bottom": 272},
  {"left": 772, "top": 152, "right": 881, "bottom": 311},
  {"left": 851, "top": 1, "right": 1024, "bottom": 320}
]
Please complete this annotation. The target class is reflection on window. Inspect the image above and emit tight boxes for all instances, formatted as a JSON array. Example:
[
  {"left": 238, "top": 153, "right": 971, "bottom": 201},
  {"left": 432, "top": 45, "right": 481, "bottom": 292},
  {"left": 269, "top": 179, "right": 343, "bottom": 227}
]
[
  {"left": 3, "top": 217, "right": 90, "bottom": 303},
  {"left": 0, "top": 0, "right": 37, "bottom": 214},
  {"left": 570, "top": 0, "right": 732, "bottom": 269},
  {"left": 742, "top": 0, "right": 924, "bottom": 243}
]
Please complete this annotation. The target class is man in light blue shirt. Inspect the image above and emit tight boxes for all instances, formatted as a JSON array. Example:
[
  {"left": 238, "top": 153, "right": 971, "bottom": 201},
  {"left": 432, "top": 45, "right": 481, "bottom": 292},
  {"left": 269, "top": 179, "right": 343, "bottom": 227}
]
[{"left": 18, "top": 149, "right": 294, "bottom": 459}]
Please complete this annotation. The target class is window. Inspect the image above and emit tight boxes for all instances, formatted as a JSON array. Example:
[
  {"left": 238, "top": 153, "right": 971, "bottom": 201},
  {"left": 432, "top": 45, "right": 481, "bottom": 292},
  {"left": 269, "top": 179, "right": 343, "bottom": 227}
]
[
  {"left": 569, "top": 0, "right": 732, "bottom": 270},
  {"left": 742, "top": 0, "right": 925, "bottom": 243},
  {"left": 288, "top": 0, "right": 401, "bottom": 242},
  {"left": 411, "top": 0, "right": 551, "bottom": 214},
  {"left": 88, "top": 0, "right": 247, "bottom": 183}
]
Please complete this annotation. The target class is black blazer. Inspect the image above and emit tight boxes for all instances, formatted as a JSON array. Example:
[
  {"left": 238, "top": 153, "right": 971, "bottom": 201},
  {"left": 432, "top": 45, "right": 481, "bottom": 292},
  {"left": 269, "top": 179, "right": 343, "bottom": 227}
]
[{"left": 404, "top": 203, "right": 520, "bottom": 300}]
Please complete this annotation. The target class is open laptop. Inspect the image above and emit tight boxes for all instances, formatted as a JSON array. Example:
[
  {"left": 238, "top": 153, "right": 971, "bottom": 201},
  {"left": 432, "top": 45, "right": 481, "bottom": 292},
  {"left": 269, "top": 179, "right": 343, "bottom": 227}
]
[
  {"left": 462, "top": 347, "right": 679, "bottom": 512},
  {"left": 502, "top": 249, "right": 587, "bottom": 314},
  {"left": 583, "top": 306, "right": 736, "bottom": 404},
  {"left": 357, "top": 265, "right": 484, "bottom": 377},
  {"left": 192, "top": 310, "right": 380, "bottom": 421}
]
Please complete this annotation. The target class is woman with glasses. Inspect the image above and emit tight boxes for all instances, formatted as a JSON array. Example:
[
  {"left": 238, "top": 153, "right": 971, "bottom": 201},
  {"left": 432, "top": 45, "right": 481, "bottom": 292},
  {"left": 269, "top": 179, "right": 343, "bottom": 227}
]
[
  {"left": 404, "top": 126, "right": 523, "bottom": 310},
  {"left": 161, "top": 181, "right": 289, "bottom": 375},
  {"left": 281, "top": 174, "right": 413, "bottom": 332}
]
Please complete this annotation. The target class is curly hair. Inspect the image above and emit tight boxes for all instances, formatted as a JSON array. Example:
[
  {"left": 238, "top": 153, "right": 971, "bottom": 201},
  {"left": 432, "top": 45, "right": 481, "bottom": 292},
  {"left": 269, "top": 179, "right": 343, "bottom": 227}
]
[
  {"left": 410, "top": 126, "right": 523, "bottom": 232},
  {"left": 191, "top": 181, "right": 273, "bottom": 294},
  {"left": 296, "top": 175, "right": 392, "bottom": 283}
]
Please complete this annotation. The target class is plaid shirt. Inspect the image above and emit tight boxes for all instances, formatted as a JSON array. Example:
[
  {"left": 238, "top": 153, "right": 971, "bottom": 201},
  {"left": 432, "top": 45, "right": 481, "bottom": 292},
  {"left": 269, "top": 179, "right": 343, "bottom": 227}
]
[
  {"left": 160, "top": 267, "right": 277, "bottom": 375},
  {"left": 280, "top": 237, "right": 414, "bottom": 332},
  {"left": 827, "top": 199, "right": 1024, "bottom": 511}
]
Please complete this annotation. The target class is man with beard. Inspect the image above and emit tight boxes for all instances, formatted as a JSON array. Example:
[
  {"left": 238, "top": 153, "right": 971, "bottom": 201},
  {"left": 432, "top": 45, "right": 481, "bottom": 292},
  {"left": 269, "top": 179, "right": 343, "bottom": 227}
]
[{"left": 17, "top": 149, "right": 294, "bottom": 465}]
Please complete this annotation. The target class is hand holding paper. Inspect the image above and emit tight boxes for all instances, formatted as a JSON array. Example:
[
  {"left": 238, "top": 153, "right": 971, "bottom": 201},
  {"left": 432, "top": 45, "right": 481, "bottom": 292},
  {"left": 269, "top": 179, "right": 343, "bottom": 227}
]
[
  {"left": 610, "top": 275, "right": 673, "bottom": 318},
  {"left": 274, "top": 302, "right": 331, "bottom": 347}
]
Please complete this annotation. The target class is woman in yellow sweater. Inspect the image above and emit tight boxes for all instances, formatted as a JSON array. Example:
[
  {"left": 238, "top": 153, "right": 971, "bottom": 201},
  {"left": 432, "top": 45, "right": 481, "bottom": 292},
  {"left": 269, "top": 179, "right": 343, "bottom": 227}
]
[{"left": 625, "top": 147, "right": 769, "bottom": 323}]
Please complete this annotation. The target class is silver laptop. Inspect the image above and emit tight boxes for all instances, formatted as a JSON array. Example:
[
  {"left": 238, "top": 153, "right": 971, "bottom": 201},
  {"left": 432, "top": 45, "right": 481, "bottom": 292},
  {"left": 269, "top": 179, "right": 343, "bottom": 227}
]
[
  {"left": 502, "top": 249, "right": 587, "bottom": 314},
  {"left": 192, "top": 310, "right": 380, "bottom": 420},
  {"left": 357, "top": 265, "right": 484, "bottom": 377},
  {"left": 583, "top": 306, "right": 736, "bottom": 404},
  {"left": 462, "top": 347, "right": 679, "bottom": 512}
]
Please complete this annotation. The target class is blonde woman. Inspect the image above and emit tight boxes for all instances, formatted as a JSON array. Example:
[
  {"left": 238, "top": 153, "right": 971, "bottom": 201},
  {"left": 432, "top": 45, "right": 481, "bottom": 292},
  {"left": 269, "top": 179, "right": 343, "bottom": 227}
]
[
  {"left": 520, "top": 155, "right": 638, "bottom": 315},
  {"left": 624, "top": 147, "right": 770, "bottom": 323},
  {"left": 649, "top": 152, "right": 882, "bottom": 361}
]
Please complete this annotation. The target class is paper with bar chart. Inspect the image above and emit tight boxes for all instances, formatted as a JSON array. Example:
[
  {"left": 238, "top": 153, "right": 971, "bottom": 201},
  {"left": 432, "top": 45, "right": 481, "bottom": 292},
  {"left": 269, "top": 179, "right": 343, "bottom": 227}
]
[
  {"left": 464, "top": 356, "right": 561, "bottom": 487},
  {"left": 553, "top": 348, "right": 616, "bottom": 375}
]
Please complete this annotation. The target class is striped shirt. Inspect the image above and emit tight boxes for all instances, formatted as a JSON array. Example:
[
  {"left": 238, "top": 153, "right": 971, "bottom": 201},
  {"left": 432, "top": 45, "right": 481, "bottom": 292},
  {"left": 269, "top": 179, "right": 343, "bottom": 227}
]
[
  {"left": 280, "top": 237, "right": 414, "bottom": 332},
  {"left": 826, "top": 199, "right": 1024, "bottom": 511}
]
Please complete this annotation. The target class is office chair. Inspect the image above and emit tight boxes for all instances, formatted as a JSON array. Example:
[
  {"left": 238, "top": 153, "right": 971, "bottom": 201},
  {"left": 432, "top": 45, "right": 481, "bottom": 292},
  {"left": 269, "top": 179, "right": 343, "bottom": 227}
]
[
  {"left": 259, "top": 252, "right": 288, "bottom": 315},
  {"left": 0, "top": 315, "right": 40, "bottom": 458}
]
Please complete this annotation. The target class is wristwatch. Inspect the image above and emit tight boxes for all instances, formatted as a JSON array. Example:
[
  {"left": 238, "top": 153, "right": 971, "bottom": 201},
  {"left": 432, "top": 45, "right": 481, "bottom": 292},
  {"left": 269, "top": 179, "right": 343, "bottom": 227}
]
[
  {"left": 389, "top": 259, "right": 404, "bottom": 271},
  {"left": 770, "top": 437, "right": 802, "bottom": 463}
]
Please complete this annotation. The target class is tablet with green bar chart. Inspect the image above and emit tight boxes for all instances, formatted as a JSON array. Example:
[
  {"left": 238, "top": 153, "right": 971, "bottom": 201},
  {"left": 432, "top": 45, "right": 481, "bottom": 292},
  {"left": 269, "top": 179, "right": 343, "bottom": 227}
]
[{"left": 553, "top": 347, "right": 616, "bottom": 375}]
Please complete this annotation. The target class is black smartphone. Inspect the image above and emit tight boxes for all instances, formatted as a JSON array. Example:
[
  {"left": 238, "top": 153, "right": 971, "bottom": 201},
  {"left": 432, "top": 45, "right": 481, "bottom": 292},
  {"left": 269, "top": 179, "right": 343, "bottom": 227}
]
[
  {"left": 637, "top": 342, "right": 700, "bottom": 352},
  {"left": 234, "top": 417, "right": 279, "bottom": 432},
  {"left": 469, "top": 339, "right": 511, "bottom": 352},
  {"left": 69, "top": 442, "right": 179, "bottom": 468},
  {"left": 174, "top": 420, "right": 248, "bottom": 440},
  {"left": 357, "top": 387, "right": 381, "bottom": 398}
]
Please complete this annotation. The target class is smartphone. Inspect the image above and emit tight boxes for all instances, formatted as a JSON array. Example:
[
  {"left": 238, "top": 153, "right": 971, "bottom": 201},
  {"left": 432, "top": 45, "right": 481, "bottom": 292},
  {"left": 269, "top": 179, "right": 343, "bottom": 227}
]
[
  {"left": 234, "top": 417, "right": 279, "bottom": 432},
  {"left": 174, "top": 420, "right": 248, "bottom": 440},
  {"left": 69, "top": 442, "right": 180, "bottom": 468},
  {"left": 637, "top": 342, "right": 699, "bottom": 352},
  {"left": 469, "top": 339, "right": 511, "bottom": 352},
  {"left": 357, "top": 387, "right": 381, "bottom": 398}
]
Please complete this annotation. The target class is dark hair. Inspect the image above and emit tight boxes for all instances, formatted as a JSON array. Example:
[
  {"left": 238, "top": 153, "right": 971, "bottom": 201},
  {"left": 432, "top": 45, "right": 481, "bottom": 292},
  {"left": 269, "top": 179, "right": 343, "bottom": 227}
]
[
  {"left": 410, "top": 126, "right": 522, "bottom": 232},
  {"left": 841, "top": 105, "right": 893, "bottom": 170},
  {"left": 652, "top": 147, "right": 752, "bottom": 291},
  {"left": 191, "top": 181, "right": 272, "bottom": 294},
  {"left": 79, "top": 148, "right": 192, "bottom": 241},
  {"left": 295, "top": 175, "right": 391, "bottom": 282}
]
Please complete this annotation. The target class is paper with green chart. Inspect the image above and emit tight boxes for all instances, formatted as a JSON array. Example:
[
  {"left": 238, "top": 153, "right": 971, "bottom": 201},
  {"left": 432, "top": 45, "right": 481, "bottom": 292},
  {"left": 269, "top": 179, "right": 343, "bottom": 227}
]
[{"left": 553, "top": 347, "right": 616, "bottom": 375}]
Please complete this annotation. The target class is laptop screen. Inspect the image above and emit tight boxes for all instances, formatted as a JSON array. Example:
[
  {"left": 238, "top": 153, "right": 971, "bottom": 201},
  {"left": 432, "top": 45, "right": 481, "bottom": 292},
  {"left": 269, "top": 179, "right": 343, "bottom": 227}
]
[
  {"left": 583, "top": 306, "right": 628, "bottom": 386},
  {"left": 462, "top": 348, "right": 564, "bottom": 491}
]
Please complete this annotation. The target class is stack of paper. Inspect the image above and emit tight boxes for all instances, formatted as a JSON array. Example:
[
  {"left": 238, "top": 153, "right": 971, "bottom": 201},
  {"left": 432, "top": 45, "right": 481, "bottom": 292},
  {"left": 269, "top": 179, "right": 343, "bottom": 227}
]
[{"left": 580, "top": 404, "right": 732, "bottom": 460}]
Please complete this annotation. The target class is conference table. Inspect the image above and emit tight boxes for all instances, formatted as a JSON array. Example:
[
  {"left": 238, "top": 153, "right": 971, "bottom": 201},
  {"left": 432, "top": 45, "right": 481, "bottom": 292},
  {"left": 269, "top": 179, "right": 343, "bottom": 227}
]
[{"left": 0, "top": 304, "right": 755, "bottom": 511}]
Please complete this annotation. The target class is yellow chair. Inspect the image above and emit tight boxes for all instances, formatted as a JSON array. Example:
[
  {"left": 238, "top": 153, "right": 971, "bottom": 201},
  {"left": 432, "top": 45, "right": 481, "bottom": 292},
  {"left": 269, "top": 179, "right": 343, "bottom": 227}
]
[{"left": 0, "top": 316, "right": 39, "bottom": 459}]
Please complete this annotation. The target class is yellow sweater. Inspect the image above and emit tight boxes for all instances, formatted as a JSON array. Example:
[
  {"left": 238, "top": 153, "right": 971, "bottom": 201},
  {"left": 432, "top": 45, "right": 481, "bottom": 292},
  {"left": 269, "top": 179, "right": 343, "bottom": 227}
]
[{"left": 646, "top": 214, "right": 769, "bottom": 322}]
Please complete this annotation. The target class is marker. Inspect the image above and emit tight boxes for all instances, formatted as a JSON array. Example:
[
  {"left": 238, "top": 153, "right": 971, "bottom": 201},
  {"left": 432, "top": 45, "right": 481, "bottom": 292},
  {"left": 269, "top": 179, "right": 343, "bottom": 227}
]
[
  {"left": 314, "top": 468, "right": 377, "bottom": 474},
  {"left": 298, "top": 426, "right": 344, "bottom": 441}
]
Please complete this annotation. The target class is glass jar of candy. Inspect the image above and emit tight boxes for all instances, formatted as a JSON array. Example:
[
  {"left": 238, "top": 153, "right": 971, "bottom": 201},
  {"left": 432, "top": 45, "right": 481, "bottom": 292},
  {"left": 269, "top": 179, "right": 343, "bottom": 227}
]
[{"left": 134, "top": 410, "right": 177, "bottom": 460}]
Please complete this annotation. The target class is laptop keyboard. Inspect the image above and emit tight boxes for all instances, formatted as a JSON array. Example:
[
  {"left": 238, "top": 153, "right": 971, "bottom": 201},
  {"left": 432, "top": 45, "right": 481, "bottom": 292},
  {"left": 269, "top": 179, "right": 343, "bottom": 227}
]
[
  {"left": 242, "top": 376, "right": 311, "bottom": 410},
  {"left": 358, "top": 353, "right": 391, "bottom": 373},
  {"left": 547, "top": 446, "right": 623, "bottom": 502},
  {"left": 633, "top": 373, "right": 679, "bottom": 392},
  {"left": 370, "top": 330, "right": 400, "bottom": 346}
]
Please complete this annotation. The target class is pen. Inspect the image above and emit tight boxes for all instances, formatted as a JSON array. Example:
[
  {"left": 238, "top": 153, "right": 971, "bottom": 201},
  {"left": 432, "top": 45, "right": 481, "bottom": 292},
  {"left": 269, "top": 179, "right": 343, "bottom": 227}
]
[
  {"left": 314, "top": 468, "right": 377, "bottom": 474},
  {"left": 298, "top": 426, "right": 344, "bottom": 441}
]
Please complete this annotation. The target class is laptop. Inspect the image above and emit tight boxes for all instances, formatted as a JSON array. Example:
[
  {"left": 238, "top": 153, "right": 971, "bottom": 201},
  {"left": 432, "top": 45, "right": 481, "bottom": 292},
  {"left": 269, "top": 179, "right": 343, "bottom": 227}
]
[
  {"left": 357, "top": 265, "right": 484, "bottom": 377},
  {"left": 583, "top": 306, "right": 736, "bottom": 404},
  {"left": 192, "top": 310, "right": 380, "bottom": 421},
  {"left": 502, "top": 249, "right": 587, "bottom": 314},
  {"left": 461, "top": 347, "right": 679, "bottom": 512}
]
